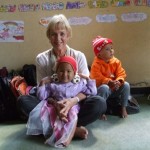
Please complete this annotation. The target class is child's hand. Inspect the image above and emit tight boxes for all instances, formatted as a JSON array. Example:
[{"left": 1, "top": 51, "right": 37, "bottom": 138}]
[
  {"left": 47, "top": 98, "right": 55, "bottom": 105},
  {"left": 55, "top": 102, "right": 69, "bottom": 123},
  {"left": 78, "top": 73, "right": 89, "bottom": 80},
  {"left": 47, "top": 98, "right": 68, "bottom": 123},
  {"left": 108, "top": 80, "right": 121, "bottom": 91},
  {"left": 39, "top": 76, "right": 51, "bottom": 86},
  {"left": 108, "top": 80, "right": 115, "bottom": 90}
]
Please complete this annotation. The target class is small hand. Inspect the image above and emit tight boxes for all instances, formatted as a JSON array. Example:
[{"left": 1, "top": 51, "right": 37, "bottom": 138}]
[
  {"left": 78, "top": 73, "right": 89, "bottom": 80},
  {"left": 57, "top": 98, "right": 77, "bottom": 122},
  {"left": 108, "top": 80, "right": 121, "bottom": 91},
  {"left": 47, "top": 98, "right": 68, "bottom": 122},
  {"left": 57, "top": 99, "right": 72, "bottom": 117},
  {"left": 55, "top": 102, "right": 67, "bottom": 121},
  {"left": 39, "top": 76, "right": 51, "bottom": 86},
  {"left": 114, "top": 80, "right": 121, "bottom": 90}
]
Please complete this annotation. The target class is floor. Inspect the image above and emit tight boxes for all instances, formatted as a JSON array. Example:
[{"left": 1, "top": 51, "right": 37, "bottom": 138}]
[{"left": 0, "top": 95, "right": 150, "bottom": 150}]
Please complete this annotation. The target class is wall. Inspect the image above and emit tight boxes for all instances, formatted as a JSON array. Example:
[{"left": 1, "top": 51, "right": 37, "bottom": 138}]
[{"left": 0, "top": 0, "right": 150, "bottom": 85}]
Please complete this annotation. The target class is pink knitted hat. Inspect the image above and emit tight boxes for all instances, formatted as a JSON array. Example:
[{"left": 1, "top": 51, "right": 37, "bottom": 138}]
[
  {"left": 92, "top": 36, "right": 113, "bottom": 56},
  {"left": 56, "top": 56, "right": 77, "bottom": 73}
]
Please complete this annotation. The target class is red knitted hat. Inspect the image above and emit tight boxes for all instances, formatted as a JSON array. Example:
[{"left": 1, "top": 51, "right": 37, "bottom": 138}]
[
  {"left": 92, "top": 36, "right": 113, "bottom": 56},
  {"left": 56, "top": 56, "right": 77, "bottom": 73}
]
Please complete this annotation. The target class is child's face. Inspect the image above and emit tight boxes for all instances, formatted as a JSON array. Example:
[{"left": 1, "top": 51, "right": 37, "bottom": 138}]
[
  {"left": 97, "top": 43, "right": 114, "bottom": 62},
  {"left": 57, "top": 62, "right": 75, "bottom": 83}
]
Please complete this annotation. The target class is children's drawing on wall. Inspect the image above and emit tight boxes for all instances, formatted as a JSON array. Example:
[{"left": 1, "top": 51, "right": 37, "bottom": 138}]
[
  {"left": 111, "top": 0, "right": 131, "bottom": 6},
  {"left": 42, "top": 2, "right": 64, "bottom": 10},
  {"left": 121, "top": 12, "right": 147, "bottom": 22},
  {"left": 39, "top": 17, "right": 52, "bottom": 27},
  {"left": 88, "top": 0, "right": 108, "bottom": 8},
  {"left": 68, "top": 17, "right": 92, "bottom": 25},
  {"left": 96, "top": 14, "right": 117, "bottom": 23},
  {"left": 134, "top": 0, "right": 149, "bottom": 6},
  {"left": 18, "top": 4, "right": 40, "bottom": 12},
  {"left": 0, "top": 21, "right": 24, "bottom": 42},
  {"left": 0, "top": 4, "right": 16, "bottom": 12},
  {"left": 66, "top": 1, "right": 86, "bottom": 9},
  {"left": 39, "top": 16, "right": 92, "bottom": 27}
]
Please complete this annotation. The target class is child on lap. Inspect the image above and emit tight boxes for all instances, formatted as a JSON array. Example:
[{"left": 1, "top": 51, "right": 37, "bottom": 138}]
[{"left": 26, "top": 56, "right": 97, "bottom": 148}]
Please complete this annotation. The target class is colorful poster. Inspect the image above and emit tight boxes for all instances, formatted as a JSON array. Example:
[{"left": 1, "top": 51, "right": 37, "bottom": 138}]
[{"left": 0, "top": 21, "right": 24, "bottom": 42}]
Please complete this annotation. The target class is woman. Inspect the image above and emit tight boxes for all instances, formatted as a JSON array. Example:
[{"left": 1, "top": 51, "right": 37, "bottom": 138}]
[{"left": 18, "top": 14, "right": 106, "bottom": 139}]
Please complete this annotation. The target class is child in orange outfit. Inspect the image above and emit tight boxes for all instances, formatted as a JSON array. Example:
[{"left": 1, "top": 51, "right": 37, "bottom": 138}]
[{"left": 90, "top": 36, "right": 130, "bottom": 119}]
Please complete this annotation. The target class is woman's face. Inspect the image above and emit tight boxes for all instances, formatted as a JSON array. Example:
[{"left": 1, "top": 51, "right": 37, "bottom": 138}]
[
  {"left": 49, "top": 26, "right": 69, "bottom": 51},
  {"left": 57, "top": 62, "right": 75, "bottom": 83}
]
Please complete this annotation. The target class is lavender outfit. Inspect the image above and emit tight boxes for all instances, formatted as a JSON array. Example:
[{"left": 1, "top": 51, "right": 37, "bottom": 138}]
[{"left": 26, "top": 78, "right": 97, "bottom": 148}]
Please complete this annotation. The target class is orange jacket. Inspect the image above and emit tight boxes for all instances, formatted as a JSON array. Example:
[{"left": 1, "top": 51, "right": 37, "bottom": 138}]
[{"left": 90, "top": 56, "right": 126, "bottom": 87}]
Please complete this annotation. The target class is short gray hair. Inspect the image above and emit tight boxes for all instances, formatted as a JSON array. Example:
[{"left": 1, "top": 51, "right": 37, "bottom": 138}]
[{"left": 46, "top": 14, "right": 72, "bottom": 40}]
